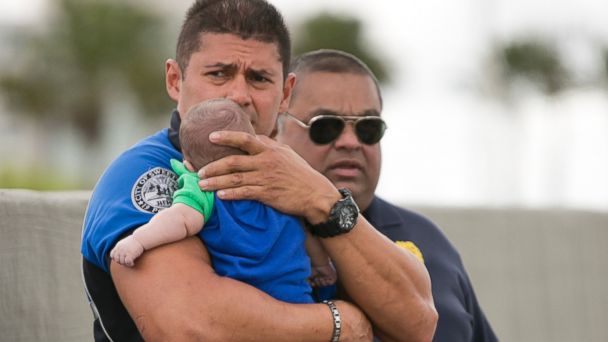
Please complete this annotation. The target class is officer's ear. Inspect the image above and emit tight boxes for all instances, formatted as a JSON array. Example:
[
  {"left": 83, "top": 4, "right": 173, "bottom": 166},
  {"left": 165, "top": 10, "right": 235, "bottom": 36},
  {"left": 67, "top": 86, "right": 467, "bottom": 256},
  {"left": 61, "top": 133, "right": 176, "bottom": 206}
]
[
  {"left": 166, "top": 59, "right": 182, "bottom": 102},
  {"left": 278, "top": 73, "right": 296, "bottom": 113}
]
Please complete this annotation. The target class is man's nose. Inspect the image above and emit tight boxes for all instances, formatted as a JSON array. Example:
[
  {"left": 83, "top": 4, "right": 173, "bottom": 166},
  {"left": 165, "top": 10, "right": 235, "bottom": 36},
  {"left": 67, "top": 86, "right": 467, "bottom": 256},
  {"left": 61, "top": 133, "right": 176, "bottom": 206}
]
[
  {"left": 333, "top": 123, "right": 360, "bottom": 150},
  {"left": 226, "top": 75, "right": 252, "bottom": 107}
]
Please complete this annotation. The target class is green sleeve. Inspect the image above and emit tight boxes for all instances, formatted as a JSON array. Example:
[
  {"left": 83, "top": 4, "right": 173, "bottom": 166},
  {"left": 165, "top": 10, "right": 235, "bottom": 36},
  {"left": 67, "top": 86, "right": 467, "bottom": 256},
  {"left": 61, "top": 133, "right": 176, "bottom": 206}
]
[{"left": 170, "top": 159, "right": 215, "bottom": 220}]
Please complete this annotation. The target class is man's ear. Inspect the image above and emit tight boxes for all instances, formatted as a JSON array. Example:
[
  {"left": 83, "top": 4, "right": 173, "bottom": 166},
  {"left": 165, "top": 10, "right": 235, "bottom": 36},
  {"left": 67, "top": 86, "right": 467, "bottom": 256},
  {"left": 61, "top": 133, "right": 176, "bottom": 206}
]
[
  {"left": 166, "top": 59, "right": 182, "bottom": 102},
  {"left": 278, "top": 72, "right": 296, "bottom": 113}
]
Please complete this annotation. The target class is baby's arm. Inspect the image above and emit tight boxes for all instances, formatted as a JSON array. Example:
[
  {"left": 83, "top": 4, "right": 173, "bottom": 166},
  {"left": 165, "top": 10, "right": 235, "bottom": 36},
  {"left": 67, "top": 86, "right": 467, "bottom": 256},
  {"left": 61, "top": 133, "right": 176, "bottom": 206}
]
[
  {"left": 304, "top": 230, "right": 337, "bottom": 287},
  {"left": 110, "top": 203, "right": 204, "bottom": 267}
]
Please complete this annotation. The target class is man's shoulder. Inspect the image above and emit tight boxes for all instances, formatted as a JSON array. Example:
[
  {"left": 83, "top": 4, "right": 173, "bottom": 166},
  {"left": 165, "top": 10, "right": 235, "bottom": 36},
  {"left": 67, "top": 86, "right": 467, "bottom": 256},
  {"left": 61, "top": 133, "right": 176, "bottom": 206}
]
[
  {"left": 367, "top": 196, "right": 439, "bottom": 231},
  {"left": 101, "top": 130, "right": 177, "bottom": 177},
  {"left": 120, "top": 129, "right": 177, "bottom": 161},
  {"left": 92, "top": 129, "right": 182, "bottom": 210},
  {"left": 366, "top": 196, "right": 459, "bottom": 255},
  {"left": 82, "top": 129, "right": 182, "bottom": 271}
]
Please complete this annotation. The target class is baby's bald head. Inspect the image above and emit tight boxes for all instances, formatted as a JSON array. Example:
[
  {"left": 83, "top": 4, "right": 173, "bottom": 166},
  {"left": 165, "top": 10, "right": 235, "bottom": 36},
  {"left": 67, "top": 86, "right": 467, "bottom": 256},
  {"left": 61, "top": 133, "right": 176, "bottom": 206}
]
[{"left": 179, "top": 99, "right": 254, "bottom": 170}]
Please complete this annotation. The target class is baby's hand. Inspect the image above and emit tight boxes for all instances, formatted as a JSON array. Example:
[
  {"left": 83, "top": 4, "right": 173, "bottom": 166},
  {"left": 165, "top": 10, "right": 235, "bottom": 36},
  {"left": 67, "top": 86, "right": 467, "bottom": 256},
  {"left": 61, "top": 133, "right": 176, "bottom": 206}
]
[
  {"left": 110, "top": 235, "right": 144, "bottom": 267},
  {"left": 309, "top": 263, "right": 337, "bottom": 287}
]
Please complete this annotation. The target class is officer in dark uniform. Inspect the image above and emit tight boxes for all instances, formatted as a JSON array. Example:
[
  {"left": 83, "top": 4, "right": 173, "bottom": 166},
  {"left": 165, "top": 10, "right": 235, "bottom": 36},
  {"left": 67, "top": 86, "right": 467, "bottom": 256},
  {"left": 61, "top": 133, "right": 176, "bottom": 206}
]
[{"left": 277, "top": 49, "right": 498, "bottom": 341}]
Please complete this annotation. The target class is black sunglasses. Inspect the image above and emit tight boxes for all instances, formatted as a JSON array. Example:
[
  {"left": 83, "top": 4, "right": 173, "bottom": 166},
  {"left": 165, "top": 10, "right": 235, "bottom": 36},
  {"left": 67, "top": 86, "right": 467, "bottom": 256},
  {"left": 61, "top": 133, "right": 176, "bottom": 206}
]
[{"left": 281, "top": 112, "right": 387, "bottom": 145}]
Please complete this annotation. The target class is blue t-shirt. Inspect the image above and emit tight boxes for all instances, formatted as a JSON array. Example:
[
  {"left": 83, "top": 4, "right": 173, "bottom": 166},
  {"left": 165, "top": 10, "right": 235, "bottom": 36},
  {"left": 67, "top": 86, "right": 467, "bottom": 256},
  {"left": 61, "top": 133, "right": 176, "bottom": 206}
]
[
  {"left": 81, "top": 128, "right": 314, "bottom": 304},
  {"left": 204, "top": 197, "right": 313, "bottom": 303}
]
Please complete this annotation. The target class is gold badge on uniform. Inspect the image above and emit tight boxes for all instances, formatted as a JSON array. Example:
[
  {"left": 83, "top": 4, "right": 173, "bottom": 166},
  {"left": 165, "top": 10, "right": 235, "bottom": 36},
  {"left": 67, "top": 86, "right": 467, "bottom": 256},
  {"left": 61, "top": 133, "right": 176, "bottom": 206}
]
[{"left": 395, "top": 241, "right": 424, "bottom": 264}]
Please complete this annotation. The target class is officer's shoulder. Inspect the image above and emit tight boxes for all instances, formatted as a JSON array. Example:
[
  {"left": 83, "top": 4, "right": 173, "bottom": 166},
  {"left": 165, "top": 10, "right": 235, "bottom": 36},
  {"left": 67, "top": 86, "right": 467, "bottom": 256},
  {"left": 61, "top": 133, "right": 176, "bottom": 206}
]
[
  {"left": 106, "top": 131, "right": 174, "bottom": 170},
  {"left": 373, "top": 196, "right": 440, "bottom": 230}
]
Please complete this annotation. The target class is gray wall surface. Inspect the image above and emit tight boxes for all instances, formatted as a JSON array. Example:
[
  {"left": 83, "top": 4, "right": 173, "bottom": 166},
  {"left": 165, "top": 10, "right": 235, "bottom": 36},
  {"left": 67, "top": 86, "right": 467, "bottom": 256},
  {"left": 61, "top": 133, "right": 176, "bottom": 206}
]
[
  {"left": 1, "top": 189, "right": 607, "bottom": 341},
  {"left": 1, "top": 190, "right": 91, "bottom": 341},
  {"left": 412, "top": 206, "right": 608, "bottom": 342}
]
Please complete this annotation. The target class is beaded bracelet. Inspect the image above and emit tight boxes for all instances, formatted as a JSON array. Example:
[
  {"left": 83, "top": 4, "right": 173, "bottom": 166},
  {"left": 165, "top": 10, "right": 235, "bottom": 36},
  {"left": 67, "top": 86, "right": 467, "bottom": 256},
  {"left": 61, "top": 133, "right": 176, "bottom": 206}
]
[{"left": 322, "top": 300, "right": 342, "bottom": 342}]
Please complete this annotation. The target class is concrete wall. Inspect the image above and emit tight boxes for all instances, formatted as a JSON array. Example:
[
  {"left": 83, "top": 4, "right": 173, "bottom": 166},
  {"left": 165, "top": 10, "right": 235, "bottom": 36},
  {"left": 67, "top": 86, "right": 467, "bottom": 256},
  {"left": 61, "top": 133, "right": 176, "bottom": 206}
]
[
  {"left": 1, "top": 190, "right": 91, "bottom": 341},
  {"left": 1, "top": 189, "right": 607, "bottom": 341},
  {"left": 412, "top": 206, "right": 608, "bottom": 342}
]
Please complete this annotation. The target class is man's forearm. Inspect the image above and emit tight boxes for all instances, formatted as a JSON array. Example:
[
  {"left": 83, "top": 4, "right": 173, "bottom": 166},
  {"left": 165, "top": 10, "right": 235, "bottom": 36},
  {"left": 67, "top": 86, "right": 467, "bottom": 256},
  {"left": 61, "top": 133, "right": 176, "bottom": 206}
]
[
  {"left": 320, "top": 217, "right": 437, "bottom": 341},
  {"left": 193, "top": 132, "right": 435, "bottom": 339},
  {"left": 111, "top": 236, "right": 367, "bottom": 341}
]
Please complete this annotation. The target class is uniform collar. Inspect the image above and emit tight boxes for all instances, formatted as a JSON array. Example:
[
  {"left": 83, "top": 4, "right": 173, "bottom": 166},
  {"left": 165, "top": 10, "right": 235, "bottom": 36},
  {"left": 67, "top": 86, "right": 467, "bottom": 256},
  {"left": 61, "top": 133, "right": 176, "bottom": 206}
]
[{"left": 168, "top": 109, "right": 181, "bottom": 152}]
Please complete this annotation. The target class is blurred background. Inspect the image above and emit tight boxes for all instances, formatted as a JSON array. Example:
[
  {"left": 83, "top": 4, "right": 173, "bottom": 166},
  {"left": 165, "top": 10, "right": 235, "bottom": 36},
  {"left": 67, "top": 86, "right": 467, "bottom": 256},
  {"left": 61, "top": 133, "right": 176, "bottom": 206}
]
[{"left": 1, "top": 0, "right": 607, "bottom": 212}]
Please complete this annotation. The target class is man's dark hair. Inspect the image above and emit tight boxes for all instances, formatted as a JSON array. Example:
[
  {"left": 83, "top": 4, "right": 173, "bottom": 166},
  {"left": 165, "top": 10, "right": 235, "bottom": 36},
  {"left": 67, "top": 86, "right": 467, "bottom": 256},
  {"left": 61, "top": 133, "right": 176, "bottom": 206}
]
[
  {"left": 177, "top": 0, "right": 291, "bottom": 79},
  {"left": 290, "top": 49, "right": 383, "bottom": 108},
  {"left": 180, "top": 99, "right": 252, "bottom": 170}
]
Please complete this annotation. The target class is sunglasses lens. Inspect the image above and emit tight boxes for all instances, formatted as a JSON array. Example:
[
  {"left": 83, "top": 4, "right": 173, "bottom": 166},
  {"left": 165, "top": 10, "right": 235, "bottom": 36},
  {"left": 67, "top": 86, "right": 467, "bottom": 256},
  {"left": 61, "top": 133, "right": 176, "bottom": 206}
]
[
  {"left": 356, "top": 118, "right": 386, "bottom": 144},
  {"left": 310, "top": 117, "right": 345, "bottom": 144}
]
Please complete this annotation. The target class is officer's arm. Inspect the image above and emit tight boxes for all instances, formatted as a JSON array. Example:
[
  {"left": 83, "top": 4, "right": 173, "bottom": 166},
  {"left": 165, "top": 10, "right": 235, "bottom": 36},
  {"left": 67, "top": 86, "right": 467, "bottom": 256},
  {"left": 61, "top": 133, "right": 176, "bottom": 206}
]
[
  {"left": 198, "top": 132, "right": 438, "bottom": 341},
  {"left": 111, "top": 235, "right": 371, "bottom": 341},
  {"left": 319, "top": 214, "right": 438, "bottom": 341}
]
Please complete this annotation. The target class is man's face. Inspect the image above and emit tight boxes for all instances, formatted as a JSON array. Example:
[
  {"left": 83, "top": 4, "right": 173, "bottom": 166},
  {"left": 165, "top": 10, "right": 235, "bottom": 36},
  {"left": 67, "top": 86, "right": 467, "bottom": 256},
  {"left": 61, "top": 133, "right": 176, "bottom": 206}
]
[
  {"left": 166, "top": 33, "right": 294, "bottom": 136},
  {"left": 276, "top": 72, "right": 382, "bottom": 211}
]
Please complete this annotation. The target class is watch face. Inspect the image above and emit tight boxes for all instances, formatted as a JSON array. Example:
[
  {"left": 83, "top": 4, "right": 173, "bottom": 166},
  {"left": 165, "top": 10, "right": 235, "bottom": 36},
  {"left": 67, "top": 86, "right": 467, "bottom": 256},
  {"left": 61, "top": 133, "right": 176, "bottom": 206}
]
[
  {"left": 338, "top": 204, "right": 358, "bottom": 229},
  {"left": 310, "top": 188, "right": 359, "bottom": 238}
]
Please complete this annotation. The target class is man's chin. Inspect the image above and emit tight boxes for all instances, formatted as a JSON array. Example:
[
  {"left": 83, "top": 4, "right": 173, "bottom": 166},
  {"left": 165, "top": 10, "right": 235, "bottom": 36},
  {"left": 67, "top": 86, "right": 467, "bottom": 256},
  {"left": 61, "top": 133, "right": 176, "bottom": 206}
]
[
  {"left": 331, "top": 179, "right": 360, "bottom": 195},
  {"left": 327, "top": 179, "right": 373, "bottom": 209}
]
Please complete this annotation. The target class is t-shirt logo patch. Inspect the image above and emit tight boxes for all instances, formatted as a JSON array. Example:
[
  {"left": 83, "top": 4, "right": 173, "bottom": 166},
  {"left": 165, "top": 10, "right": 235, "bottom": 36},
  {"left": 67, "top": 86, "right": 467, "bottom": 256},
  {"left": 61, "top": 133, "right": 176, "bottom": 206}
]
[{"left": 131, "top": 167, "right": 178, "bottom": 213}]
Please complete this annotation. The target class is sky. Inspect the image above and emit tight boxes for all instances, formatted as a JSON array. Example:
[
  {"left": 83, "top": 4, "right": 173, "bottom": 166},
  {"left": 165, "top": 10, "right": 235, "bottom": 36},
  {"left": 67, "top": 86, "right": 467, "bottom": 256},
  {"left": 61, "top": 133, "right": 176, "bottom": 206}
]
[{"left": 1, "top": 0, "right": 607, "bottom": 210}]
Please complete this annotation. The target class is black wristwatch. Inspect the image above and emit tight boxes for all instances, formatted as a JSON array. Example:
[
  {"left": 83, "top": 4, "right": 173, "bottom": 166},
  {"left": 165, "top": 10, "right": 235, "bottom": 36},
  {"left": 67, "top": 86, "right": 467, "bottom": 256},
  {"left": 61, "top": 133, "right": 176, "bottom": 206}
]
[{"left": 308, "top": 188, "right": 359, "bottom": 238}]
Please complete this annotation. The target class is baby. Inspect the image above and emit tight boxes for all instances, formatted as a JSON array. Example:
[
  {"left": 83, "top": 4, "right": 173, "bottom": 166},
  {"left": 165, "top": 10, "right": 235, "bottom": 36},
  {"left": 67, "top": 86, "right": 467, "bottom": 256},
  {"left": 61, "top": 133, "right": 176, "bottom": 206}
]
[{"left": 111, "top": 99, "right": 336, "bottom": 302}]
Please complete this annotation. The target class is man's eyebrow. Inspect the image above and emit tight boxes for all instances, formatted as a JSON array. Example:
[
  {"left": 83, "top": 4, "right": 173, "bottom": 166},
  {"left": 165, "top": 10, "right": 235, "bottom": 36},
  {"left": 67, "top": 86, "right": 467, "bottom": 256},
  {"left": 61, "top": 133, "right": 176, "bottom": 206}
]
[
  {"left": 306, "top": 108, "right": 340, "bottom": 121},
  {"left": 203, "top": 62, "right": 236, "bottom": 69},
  {"left": 247, "top": 68, "right": 276, "bottom": 78},
  {"left": 202, "top": 63, "right": 276, "bottom": 78},
  {"left": 360, "top": 109, "right": 381, "bottom": 117}
]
